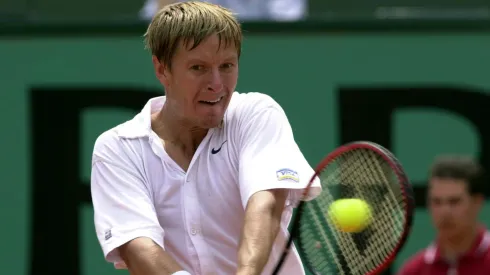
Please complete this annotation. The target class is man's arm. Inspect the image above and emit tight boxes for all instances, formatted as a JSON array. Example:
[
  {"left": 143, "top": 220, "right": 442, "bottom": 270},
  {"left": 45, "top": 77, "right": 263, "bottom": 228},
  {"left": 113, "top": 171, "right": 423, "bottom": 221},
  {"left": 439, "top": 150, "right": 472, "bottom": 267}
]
[
  {"left": 91, "top": 131, "right": 188, "bottom": 274},
  {"left": 235, "top": 95, "right": 322, "bottom": 274},
  {"left": 236, "top": 189, "right": 288, "bottom": 275},
  {"left": 119, "top": 237, "right": 183, "bottom": 275}
]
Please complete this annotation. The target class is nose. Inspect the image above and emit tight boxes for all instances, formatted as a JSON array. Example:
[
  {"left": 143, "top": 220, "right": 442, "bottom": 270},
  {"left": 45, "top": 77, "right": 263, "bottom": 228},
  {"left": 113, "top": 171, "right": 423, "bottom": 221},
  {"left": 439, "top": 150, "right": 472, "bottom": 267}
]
[
  {"left": 438, "top": 204, "right": 453, "bottom": 217},
  {"left": 207, "top": 68, "right": 224, "bottom": 93}
]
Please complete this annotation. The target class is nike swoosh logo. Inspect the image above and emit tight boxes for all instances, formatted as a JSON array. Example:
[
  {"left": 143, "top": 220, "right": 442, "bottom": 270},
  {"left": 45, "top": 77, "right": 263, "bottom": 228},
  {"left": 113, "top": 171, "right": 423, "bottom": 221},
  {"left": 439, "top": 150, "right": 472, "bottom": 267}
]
[{"left": 211, "top": 140, "right": 227, "bottom": 154}]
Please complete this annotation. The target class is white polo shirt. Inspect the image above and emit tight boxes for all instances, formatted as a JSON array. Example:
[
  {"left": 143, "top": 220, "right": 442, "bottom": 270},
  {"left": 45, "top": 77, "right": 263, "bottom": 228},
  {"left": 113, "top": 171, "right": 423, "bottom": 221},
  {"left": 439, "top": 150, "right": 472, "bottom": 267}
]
[{"left": 91, "top": 92, "right": 321, "bottom": 275}]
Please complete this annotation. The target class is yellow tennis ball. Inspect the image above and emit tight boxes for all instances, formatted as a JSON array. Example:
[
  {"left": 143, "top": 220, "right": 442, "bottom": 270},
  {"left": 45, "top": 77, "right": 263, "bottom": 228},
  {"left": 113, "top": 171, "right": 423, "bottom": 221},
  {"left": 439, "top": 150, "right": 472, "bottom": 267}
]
[{"left": 328, "top": 198, "right": 372, "bottom": 233}]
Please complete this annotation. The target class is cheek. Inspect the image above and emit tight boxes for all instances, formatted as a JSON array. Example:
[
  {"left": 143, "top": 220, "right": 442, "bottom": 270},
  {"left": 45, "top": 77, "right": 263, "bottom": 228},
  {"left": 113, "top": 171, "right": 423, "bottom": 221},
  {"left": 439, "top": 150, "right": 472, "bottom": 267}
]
[
  {"left": 430, "top": 207, "right": 444, "bottom": 219},
  {"left": 220, "top": 70, "right": 238, "bottom": 86},
  {"left": 453, "top": 205, "right": 472, "bottom": 219},
  {"left": 171, "top": 80, "right": 199, "bottom": 101}
]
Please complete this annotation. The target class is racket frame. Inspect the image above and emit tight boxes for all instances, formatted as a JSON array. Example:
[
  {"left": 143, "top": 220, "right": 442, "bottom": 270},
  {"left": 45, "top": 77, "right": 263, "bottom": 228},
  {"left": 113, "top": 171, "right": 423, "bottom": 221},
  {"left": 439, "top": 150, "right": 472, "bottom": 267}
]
[{"left": 272, "top": 141, "right": 415, "bottom": 275}]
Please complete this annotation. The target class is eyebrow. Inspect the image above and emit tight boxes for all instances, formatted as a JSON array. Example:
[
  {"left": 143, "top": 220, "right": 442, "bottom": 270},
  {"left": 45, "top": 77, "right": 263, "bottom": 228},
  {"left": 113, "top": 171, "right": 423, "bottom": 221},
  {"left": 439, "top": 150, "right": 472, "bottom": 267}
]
[{"left": 186, "top": 56, "right": 238, "bottom": 64}]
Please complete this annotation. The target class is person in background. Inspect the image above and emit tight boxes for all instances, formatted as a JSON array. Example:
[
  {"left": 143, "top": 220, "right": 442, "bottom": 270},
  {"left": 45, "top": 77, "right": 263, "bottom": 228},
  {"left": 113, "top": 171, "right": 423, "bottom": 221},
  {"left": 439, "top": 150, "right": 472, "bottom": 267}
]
[
  {"left": 139, "top": 0, "right": 307, "bottom": 21},
  {"left": 397, "top": 155, "right": 490, "bottom": 274}
]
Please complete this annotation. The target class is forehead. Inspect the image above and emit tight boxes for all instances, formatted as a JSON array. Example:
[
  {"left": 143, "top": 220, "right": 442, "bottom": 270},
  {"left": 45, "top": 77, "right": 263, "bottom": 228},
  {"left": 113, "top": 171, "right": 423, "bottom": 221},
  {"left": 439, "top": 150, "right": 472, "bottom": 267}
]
[
  {"left": 429, "top": 177, "right": 469, "bottom": 197},
  {"left": 176, "top": 34, "right": 238, "bottom": 61}
]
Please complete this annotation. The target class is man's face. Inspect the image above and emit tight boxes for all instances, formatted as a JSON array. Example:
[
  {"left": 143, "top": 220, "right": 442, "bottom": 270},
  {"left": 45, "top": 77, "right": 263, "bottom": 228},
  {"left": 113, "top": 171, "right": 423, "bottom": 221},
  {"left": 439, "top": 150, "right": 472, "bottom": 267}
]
[
  {"left": 153, "top": 34, "right": 239, "bottom": 129},
  {"left": 428, "top": 177, "right": 482, "bottom": 239}
]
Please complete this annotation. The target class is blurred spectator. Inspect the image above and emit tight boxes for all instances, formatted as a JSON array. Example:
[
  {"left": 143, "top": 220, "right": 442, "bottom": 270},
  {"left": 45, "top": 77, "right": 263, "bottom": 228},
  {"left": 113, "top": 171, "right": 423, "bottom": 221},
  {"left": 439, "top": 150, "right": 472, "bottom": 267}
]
[
  {"left": 397, "top": 156, "right": 490, "bottom": 274},
  {"left": 139, "top": 0, "right": 307, "bottom": 21}
]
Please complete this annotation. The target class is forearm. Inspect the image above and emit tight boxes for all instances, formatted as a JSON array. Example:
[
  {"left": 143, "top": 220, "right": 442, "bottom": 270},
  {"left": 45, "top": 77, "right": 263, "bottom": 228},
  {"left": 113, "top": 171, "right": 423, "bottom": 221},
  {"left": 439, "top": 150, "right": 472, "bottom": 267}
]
[
  {"left": 236, "top": 189, "right": 288, "bottom": 275},
  {"left": 120, "top": 237, "right": 183, "bottom": 275},
  {"left": 237, "top": 212, "right": 277, "bottom": 274}
]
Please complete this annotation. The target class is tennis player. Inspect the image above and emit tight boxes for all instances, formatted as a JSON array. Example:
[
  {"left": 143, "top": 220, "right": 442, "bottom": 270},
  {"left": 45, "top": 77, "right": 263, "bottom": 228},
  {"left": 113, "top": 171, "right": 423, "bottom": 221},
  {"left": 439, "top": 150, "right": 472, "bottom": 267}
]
[
  {"left": 397, "top": 156, "right": 490, "bottom": 274},
  {"left": 90, "top": 2, "right": 321, "bottom": 275}
]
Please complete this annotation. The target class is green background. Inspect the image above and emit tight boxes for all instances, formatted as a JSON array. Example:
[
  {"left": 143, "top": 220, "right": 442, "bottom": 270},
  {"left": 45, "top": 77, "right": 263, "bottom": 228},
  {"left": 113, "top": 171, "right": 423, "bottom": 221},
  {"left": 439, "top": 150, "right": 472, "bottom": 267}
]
[{"left": 1, "top": 24, "right": 490, "bottom": 274}]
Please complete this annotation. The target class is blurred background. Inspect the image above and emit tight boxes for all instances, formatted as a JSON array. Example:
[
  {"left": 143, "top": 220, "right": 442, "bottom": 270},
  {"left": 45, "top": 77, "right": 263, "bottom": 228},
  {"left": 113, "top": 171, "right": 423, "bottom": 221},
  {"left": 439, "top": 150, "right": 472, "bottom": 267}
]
[{"left": 1, "top": 0, "right": 490, "bottom": 274}]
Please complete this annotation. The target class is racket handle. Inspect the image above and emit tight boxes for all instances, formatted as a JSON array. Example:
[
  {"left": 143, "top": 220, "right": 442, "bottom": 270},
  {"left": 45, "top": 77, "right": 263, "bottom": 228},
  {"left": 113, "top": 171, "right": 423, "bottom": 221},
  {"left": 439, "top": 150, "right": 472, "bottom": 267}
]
[
  {"left": 272, "top": 232, "right": 297, "bottom": 275},
  {"left": 272, "top": 201, "right": 305, "bottom": 275},
  {"left": 271, "top": 247, "right": 291, "bottom": 275}
]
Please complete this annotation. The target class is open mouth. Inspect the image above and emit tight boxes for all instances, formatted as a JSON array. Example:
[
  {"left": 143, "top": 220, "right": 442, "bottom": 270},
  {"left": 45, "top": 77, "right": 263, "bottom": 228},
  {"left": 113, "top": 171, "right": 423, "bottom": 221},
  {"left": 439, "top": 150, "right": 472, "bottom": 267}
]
[{"left": 199, "top": 96, "right": 223, "bottom": 105}]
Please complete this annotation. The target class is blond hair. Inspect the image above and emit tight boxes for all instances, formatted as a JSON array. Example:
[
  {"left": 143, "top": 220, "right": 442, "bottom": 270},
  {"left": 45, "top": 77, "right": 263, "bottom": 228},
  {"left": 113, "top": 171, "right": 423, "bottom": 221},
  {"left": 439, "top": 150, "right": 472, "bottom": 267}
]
[{"left": 144, "top": 1, "right": 242, "bottom": 69}]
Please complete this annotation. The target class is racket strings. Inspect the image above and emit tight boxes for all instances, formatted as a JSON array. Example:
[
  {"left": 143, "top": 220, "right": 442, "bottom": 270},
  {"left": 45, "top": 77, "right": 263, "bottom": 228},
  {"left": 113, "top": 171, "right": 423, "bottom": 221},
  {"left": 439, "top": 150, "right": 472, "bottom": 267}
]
[{"left": 299, "top": 148, "right": 408, "bottom": 275}]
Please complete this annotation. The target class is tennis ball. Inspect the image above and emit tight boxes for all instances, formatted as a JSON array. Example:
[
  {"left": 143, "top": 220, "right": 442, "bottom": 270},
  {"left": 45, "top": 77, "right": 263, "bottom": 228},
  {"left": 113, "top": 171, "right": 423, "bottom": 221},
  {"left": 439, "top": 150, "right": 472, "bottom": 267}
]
[{"left": 328, "top": 198, "right": 372, "bottom": 233}]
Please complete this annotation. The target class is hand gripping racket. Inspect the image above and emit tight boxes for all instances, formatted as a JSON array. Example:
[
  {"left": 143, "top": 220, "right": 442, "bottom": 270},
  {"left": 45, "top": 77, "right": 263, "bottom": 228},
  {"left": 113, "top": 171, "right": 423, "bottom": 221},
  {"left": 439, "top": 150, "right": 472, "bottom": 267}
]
[{"left": 272, "top": 141, "right": 415, "bottom": 275}]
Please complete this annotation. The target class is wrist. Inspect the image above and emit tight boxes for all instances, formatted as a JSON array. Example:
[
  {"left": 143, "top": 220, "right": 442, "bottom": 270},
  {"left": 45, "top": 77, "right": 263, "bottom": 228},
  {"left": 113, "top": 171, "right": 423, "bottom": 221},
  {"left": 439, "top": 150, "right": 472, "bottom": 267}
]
[{"left": 236, "top": 266, "right": 258, "bottom": 275}]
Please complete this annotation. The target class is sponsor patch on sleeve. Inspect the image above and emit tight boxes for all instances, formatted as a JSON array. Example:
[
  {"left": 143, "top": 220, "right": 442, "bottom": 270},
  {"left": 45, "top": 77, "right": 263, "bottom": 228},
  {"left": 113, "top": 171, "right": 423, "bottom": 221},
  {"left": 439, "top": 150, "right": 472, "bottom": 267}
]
[
  {"left": 276, "top": 168, "right": 299, "bottom": 182},
  {"left": 105, "top": 229, "right": 112, "bottom": 241}
]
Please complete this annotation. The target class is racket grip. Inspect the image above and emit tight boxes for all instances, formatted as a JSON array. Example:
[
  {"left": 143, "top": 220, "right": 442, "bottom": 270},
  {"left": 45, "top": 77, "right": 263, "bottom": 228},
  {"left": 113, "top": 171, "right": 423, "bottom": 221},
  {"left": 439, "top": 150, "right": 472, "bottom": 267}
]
[{"left": 271, "top": 248, "right": 291, "bottom": 275}]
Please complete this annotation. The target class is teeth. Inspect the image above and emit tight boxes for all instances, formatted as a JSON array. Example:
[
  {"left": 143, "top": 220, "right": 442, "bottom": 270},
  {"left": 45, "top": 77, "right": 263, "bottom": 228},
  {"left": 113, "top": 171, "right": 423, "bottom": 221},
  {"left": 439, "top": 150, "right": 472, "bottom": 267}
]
[{"left": 203, "top": 96, "right": 222, "bottom": 103}]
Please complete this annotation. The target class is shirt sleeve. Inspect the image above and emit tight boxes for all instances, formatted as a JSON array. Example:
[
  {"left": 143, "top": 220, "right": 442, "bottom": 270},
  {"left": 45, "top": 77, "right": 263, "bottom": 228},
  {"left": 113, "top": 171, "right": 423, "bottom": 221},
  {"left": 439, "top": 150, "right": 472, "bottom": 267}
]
[
  {"left": 396, "top": 263, "right": 414, "bottom": 275},
  {"left": 395, "top": 254, "right": 423, "bottom": 275},
  {"left": 91, "top": 132, "right": 164, "bottom": 265},
  {"left": 237, "top": 98, "right": 321, "bottom": 209}
]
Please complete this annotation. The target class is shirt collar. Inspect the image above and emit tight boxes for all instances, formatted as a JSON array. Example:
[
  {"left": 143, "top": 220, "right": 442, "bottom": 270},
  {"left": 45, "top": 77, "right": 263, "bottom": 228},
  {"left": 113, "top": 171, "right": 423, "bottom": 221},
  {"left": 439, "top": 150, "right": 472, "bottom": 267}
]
[
  {"left": 116, "top": 96, "right": 225, "bottom": 139},
  {"left": 424, "top": 227, "right": 490, "bottom": 264},
  {"left": 117, "top": 96, "right": 165, "bottom": 139}
]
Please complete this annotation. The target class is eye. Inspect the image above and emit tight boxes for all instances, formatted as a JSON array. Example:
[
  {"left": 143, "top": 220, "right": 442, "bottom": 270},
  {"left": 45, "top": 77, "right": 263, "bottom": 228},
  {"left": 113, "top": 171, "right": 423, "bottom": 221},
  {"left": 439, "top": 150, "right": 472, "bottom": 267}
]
[
  {"left": 221, "top": 63, "right": 234, "bottom": 69},
  {"left": 449, "top": 198, "right": 461, "bottom": 206},
  {"left": 430, "top": 198, "right": 441, "bottom": 206},
  {"left": 190, "top": 65, "right": 204, "bottom": 71}
]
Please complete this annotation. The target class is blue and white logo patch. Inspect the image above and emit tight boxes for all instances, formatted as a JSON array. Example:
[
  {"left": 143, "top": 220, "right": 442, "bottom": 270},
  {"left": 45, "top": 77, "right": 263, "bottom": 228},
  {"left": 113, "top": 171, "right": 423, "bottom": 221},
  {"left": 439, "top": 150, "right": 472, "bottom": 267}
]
[
  {"left": 104, "top": 229, "right": 112, "bottom": 241},
  {"left": 276, "top": 168, "right": 299, "bottom": 182}
]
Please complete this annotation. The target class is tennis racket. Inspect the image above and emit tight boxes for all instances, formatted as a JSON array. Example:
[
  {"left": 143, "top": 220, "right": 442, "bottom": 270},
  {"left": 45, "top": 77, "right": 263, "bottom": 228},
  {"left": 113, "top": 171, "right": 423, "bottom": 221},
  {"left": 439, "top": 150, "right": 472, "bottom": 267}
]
[{"left": 272, "top": 141, "right": 415, "bottom": 275}]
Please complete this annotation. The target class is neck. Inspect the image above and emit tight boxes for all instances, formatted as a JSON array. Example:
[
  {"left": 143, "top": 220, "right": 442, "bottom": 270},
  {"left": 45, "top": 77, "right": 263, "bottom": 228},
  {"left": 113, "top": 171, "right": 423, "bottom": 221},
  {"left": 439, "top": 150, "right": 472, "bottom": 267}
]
[
  {"left": 440, "top": 224, "right": 479, "bottom": 258},
  {"left": 152, "top": 104, "right": 208, "bottom": 150}
]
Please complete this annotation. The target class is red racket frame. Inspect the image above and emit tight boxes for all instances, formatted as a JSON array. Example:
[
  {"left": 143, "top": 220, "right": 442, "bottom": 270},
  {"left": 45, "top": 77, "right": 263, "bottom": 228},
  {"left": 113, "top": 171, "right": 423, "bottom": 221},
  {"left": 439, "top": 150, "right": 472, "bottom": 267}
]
[{"left": 272, "top": 141, "right": 415, "bottom": 275}]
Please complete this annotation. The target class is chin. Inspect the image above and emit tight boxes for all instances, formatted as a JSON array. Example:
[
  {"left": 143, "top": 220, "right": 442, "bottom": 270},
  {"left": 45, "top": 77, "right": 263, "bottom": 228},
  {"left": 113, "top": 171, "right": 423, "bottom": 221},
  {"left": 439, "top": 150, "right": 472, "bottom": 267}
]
[
  {"left": 438, "top": 227, "right": 461, "bottom": 238},
  {"left": 199, "top": 117, "right": 223, "bottom": 129}
]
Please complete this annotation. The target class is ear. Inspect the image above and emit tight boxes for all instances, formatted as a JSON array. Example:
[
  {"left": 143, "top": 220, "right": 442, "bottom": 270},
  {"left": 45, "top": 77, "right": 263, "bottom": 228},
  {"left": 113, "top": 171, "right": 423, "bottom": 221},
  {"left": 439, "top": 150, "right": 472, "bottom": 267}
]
[
  {"left": 152, "top": 55, "right": 170, "bottom": 87},
  {"left": 472, "top": 193, "right": 484, "bottom": 209}
]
